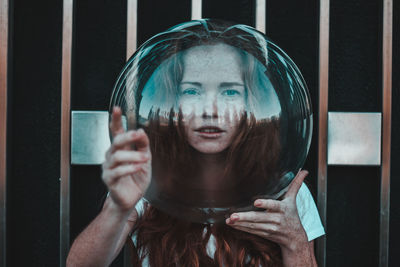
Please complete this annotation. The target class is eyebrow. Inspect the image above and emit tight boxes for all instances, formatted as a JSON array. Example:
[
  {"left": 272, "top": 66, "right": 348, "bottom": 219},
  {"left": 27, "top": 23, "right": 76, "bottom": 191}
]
[
  {"left": 220, "top": 82, "right": 245, "bottom": 87},
  {"left": 180, "top": 82, "right": 245, "bottom": 87},
  {"left": 180, "top": 82, "right": 202, "bottom": 87}
]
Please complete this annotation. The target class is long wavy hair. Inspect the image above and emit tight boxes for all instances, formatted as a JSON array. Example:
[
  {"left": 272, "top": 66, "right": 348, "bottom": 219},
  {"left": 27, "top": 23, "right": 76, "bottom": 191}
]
[
  {"left": 129, "top": 206, "right": 282, "bottom": 267},
  {"left": 126, "top": 22, "right": 284, "bottom": 266}
]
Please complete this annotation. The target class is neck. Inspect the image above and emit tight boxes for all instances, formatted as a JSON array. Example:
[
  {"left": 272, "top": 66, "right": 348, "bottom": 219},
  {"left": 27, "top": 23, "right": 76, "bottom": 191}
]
[{"left": 196, "top": 151, "right": 226, "bottom": 165}]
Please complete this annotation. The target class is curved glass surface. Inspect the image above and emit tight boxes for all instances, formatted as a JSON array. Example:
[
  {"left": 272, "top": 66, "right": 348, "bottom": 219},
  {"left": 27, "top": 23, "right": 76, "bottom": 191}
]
[{"left": 109, "top": 19, "right": 312, "bottom": 223}]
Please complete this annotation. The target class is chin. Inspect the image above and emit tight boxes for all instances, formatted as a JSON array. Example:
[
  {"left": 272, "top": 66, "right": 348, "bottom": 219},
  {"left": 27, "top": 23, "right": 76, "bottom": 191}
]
[{"left": 192, "top": 144, "right": 229, "bottom": 154}]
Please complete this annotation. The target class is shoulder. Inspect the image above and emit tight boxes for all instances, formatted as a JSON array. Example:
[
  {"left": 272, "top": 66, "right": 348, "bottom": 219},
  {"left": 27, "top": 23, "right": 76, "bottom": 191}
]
[
  {"left": 295, "top": 183, "right": 326, "bottom": 241},
  {"left": 296, "top": 183, "right": 314, "bottom": 203}
]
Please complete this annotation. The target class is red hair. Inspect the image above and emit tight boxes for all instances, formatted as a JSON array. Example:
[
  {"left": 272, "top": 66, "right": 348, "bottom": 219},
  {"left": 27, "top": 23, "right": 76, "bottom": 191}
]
[
  {"left": 128, "top": 111, "right": 284, "bottom": 266},
  {"left": 129, "top": 206, "right": 283, "bottom": 267}
]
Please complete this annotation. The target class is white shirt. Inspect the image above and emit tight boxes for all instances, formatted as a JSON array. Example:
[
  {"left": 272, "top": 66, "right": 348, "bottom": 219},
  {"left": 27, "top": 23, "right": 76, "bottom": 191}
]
[{"left": 131, "top": 183, "right": 325, "bottom": 265}]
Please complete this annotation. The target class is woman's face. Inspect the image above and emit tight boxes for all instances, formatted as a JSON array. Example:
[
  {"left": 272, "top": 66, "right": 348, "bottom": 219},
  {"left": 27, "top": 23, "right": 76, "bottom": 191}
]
[{"left": 178, "top": 44, "right": 246, "bottom": 154}]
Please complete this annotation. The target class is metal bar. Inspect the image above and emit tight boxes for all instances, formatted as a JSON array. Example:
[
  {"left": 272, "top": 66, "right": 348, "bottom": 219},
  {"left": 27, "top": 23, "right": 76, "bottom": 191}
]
[
  {"left": 191, "top": 0, "right": 202, "bottom": 20},
  {"left": 380, "top": 0, "right": 392, "bottom": 266},
  {"left": 126, "top": 0, "right": 137, "bottom": 60},
  {"left": 255, "top": 0, "right": 266, "bottom": 33},
  {"left": 0, "top": 0, "right": 8, "bottom": 265},
  {"left": 316, "top": 0, "right": 329, "bottom": 266},
  {"left": 125, "top": 1, "right": 139, "bottom": 265},
  {"left": 60, "top": 0, "right": 73, "bottom": 266},
  {"left": 125, "top": 4, "right": 140, "bottom": 261}
]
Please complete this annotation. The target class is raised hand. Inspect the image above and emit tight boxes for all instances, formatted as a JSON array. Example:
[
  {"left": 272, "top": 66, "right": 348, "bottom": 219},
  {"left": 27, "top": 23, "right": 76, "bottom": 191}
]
[
  {"left": 102, "top": 107, "right": 152, "bottom": 215},
  {"left": 226, "top": 170, "right": 309, "bottom": 253}
]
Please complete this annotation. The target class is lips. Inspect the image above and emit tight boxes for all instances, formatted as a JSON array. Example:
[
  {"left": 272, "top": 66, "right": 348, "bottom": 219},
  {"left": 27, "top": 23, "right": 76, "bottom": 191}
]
[{"left": 194, "top": 126, "right": 225, "bottom": 138}]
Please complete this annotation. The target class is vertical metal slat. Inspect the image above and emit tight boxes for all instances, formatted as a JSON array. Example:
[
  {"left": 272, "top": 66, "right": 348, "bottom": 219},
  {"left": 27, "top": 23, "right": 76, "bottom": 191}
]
[
  {"left": 124, "top": 1, "right": 139, "bottom": 266},
  {"left": 255, "top": 0, "right": 266, "bottom": 33},
  {"left": 60, "top": 0, "right": 73, "bottom": 266},
  {"left": 191, "top": 0, "right": 202, "bottom": 20},
  {"left": 126, "top": 0, "right": 137, "bottom": 60},
  {"left": 317, "top": 0, "right": 330, "bottom": 266},
  {"left": 380, "top": 0, "right": 392, "bottom": 266},
  {"left": 0, "top": 0, "right": 9, "bottom": 266}
]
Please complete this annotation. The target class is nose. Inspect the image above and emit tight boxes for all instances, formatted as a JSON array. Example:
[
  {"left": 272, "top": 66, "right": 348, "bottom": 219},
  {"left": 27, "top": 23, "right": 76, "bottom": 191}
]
[{"left": 202, "top": 94, "right": 218, "bottom": 119}]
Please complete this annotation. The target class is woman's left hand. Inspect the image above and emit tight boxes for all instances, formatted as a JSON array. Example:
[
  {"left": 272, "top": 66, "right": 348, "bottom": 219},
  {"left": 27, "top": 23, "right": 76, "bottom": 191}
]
[{"left": 226, "top": 170, "right": 310, "bottom": 255}]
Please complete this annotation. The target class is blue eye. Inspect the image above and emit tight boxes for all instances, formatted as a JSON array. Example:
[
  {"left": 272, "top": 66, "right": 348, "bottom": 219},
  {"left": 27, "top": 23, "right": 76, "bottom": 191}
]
[
  {"left": 222, "top": 89, "right": 241, "bottom": 96},
  {"left": 182, "top": 89, "right": 199, "bottom": 95}
]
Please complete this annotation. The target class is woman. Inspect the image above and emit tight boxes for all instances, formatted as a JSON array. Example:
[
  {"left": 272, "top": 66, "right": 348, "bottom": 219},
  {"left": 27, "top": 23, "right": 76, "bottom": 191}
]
[{"left": 67, "top": 20, "right": 324, "bottom": 266}]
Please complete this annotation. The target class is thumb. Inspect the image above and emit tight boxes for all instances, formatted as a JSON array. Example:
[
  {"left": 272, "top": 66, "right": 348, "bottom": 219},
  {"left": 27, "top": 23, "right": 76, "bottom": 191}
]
[{"left": 284, "top": 170, "right": 308, "bottom": 200}]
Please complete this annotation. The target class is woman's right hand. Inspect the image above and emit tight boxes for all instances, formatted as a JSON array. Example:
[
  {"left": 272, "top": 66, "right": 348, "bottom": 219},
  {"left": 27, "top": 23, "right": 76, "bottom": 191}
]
[{"left": 102, "top": 107, "right": 152, "bottom": 216}]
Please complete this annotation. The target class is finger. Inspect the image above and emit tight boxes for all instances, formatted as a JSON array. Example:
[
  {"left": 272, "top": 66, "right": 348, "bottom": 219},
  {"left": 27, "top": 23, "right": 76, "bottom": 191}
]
[
  {"left": 110, "top": 106, "right": 125, "bottom": 138},
  {"left": 132, "top": 128, "right": 150, "bottom": 152},
  {"left": 284, "top": 170, "right": 308, "bottom": 199},
  {"left": 254, "top": 199, "right": 283, "bottom": 212},
  {"left": 104, "top": 150, "right": 150, "bottom": 169},
  {"left": 228, "top": 222, "right": 279, "bottom": 235},
  {"left": 111, "top": 130, "right": 139, "bottom": 152},
  {"left": 227, "top": 211, "right": 282, "bottom": 224},
  {"left": 228, "top": 224, "right": 274, "bottom": 240},
  {"left": 102, "top": 164, "right": 143, "bottom": 185}
]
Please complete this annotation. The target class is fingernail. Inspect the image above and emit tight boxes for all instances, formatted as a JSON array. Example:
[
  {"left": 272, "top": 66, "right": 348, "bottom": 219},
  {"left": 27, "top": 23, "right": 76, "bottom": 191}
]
[
  {"left": 254, "top": 200, "right": 262, "bottom": 207},
  {"left": 231, "top": 214, "right": 239, "bottom": 220}
]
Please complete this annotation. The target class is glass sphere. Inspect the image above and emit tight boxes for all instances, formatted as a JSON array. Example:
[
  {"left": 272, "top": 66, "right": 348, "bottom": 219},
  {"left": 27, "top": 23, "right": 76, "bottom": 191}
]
[{"left": 109, "top": 19, "right": 312, "bottom": 223}]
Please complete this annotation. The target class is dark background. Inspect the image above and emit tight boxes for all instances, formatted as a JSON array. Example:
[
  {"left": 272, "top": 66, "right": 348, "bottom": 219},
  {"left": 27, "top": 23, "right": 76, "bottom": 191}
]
[{"left": 5, "top": 0, "right": 399, "bottom": 266}]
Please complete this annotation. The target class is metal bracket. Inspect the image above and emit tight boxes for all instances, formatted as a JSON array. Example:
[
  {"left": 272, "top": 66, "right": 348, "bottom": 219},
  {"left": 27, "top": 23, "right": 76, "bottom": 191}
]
[
  {"left": 327, "top": 112, "right": 381, "bottom": 166},
  {"left": 71, "top": 111, "right": 111, "bottom": 165}
]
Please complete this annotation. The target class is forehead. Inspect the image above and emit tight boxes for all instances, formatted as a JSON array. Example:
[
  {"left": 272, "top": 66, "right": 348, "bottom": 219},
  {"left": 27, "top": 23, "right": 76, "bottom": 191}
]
[{"left": 181, "top": 44, "right": 244, "bottom": 83}]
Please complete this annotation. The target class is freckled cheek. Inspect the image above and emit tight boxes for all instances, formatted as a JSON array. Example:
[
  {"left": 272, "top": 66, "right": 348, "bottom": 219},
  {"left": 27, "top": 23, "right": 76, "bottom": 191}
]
[
  {"left": 179, "top": 99, "right": 203, "bottom": 117},
  {"left": 222, "top": 101, "right": 245, "bottom": 122},
  {"left": 180, "top": 114, "right": 197, "bottom": 140}
]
